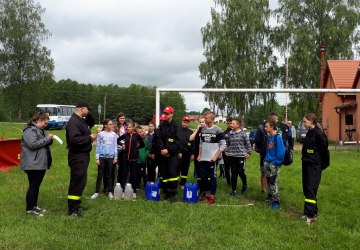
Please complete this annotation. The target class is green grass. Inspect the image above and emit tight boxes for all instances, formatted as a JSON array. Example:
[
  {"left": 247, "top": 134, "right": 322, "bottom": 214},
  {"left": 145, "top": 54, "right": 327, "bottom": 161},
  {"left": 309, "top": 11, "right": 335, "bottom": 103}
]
[{"left": 1, "top": 122, "right": 360, "bottom": 249}]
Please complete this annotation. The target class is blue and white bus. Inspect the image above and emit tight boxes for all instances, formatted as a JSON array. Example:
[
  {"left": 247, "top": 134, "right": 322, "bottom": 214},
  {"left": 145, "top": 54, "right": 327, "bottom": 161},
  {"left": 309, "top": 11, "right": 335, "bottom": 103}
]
[{"left": 36, "top": 104, "right": 76, "bottom": 129}]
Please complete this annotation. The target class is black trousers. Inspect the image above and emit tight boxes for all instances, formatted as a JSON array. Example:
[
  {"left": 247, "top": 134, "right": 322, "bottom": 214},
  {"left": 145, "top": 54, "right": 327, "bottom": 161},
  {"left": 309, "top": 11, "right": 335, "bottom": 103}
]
[
  {"left": 228, "top": 156, "right": 247, "bottom": 191},
  {"left": 68, "top": 152, "right": 90, "bottom": 213},
  {"left": 25, "top": 170, "right": 46, "bottom": 211},
  {"left": 146, "top": 157, "right": 157, "bottom": 182},
  {"left": 95, "top": 158, "right": 114, "bottom": 193},
  {"left": 179, "top": 152, "right": 191, "bottom": 185},
  {"left": 302, "top": 161, "right": 322, "bottom": 218},
  {"left": 121, "top": 160, "right": 138, "bottom": 192},
  {"left": 116, "top": 151, "right": 126, "bottom": 183},
  {"left": 222, "top": 153, "right": 231, "bottom": 185},
  {"left": 288, "top": 138, "right": 295, "bottom": 150},
  {"left": 137, "top": 163, "right": 147, "bottom": 189},
  {"left": 199, "top": 161, "right": 217, "bottom": 195},
  {"left": 160, "top": 154, "right": 179, "bottom": 197}
]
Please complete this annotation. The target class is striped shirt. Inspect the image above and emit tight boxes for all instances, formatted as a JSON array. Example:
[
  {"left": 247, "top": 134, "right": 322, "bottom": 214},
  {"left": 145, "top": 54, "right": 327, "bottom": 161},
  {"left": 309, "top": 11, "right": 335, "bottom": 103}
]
[{"left": 226, "top": 129, "right": 252, "bottom": 157}]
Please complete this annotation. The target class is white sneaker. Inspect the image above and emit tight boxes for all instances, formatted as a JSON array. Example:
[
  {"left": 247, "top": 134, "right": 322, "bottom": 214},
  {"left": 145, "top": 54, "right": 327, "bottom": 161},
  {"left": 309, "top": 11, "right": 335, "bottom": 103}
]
[
  {"left": 91, "top": 193, "right": 99, "bottom": 199},
  {"left": 132, "top": 193, "right": 137, "bottom": 199},
  {"left": 306, "top": 217, "right": 315, "bottom": 225},
  {"left": 108, "top": 193, "right": 114, "bottom": 199}
]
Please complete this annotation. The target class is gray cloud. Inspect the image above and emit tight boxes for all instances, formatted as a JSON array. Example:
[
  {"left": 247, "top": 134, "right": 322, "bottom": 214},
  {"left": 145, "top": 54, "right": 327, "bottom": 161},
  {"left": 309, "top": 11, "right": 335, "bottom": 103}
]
[{"left": 38, "top": 0, "right": 279, "bottom": 112}]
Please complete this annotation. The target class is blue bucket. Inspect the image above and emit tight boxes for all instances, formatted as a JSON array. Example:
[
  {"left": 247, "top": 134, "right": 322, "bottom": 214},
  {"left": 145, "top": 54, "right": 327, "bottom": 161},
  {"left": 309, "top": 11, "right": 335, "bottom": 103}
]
[
  {"left": 145, "top": 181, "right": 160, "bottom": 201},
  {"left": 183, "top": 182, "right": 198, "bottom": 203}
]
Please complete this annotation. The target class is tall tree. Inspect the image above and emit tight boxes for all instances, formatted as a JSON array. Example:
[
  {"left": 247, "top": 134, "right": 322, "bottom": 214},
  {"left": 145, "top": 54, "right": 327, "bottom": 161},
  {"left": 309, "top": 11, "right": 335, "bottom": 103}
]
[
  {"left": 273, "top": 0, "right": 360, "bottom": 116},
  {"left": 0, "top": 0, "right": 54, "bottom": 119},
  {"left": 199, "top": 0, "right": 279, "bottom": 117}
]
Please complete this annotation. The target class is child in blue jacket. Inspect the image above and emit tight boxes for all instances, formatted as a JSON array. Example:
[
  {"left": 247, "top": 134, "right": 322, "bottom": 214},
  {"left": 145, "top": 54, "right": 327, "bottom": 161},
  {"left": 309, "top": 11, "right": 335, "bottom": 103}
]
[{"left": 264, "top": 119, "right": 285, "bottom": 210}]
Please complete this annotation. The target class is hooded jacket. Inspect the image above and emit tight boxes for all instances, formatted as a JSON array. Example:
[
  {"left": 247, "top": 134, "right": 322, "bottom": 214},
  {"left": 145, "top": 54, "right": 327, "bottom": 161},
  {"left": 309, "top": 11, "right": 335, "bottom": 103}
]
[
  {"left": 302, "top": 126, "right": 329, "bottom": 170},
  {"left": 21, "top": 121, "right": 53, "bottom": 170}
]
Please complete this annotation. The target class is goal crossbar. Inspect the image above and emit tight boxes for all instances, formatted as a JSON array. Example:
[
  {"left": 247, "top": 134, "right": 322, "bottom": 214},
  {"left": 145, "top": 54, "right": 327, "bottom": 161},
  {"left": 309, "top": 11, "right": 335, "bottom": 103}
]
[{"left": 155, "top": 88, "right": 360, "bottom": 126}]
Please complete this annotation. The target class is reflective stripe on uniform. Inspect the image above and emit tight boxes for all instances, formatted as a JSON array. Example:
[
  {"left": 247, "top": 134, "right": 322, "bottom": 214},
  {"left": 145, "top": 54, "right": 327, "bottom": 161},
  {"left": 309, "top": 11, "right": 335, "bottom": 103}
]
[
  {"left": 180, "top": 176, "right": 188, "bottom": 179},
  {"left": 68, "top": 195, "right": 81, "bottom": 200},
  {"left": 307, "top": 149, "right": 314, "bottom": 154},
  {"left": 305, "top": 198, "right": 316, "bottom": 204},
  {"left": 163, "top": 177, "right": 179, "bottom": 182},
  {"left": 196, "top": 178, "right": 201, "bottom": 180}
]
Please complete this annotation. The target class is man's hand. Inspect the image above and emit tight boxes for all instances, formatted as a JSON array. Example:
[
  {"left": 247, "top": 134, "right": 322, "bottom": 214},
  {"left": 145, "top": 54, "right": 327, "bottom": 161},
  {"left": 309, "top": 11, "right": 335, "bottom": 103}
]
[
  {"left": 210, "top": 155, "right": 218, "bottom": 163},
  {"left": 96, "top": 159, "right": 100, "bottom": 165},
  {"left": 161, "top": 149, "right": 169, "bottom": 156},
  {"left": 90, "top": 134, "right": 97, "bottom": 140}
]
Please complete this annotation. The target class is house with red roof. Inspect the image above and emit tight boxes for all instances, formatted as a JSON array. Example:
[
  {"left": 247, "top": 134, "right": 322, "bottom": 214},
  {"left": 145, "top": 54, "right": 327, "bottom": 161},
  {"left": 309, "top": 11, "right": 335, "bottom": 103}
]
[{"left": 321, "top": 60, "right": 360, "bottom": 142}]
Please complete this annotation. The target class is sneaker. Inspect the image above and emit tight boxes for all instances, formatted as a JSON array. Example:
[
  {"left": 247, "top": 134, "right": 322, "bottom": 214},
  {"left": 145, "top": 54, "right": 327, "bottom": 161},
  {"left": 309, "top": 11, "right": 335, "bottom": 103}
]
[
  {"left": 271, "top": 202, "right": 280, "bottom": 210},
  {"left": 108, "top": 193, "right": 114, "bottom": 199},
  {"left": 230, "top": 191, "right": 237, "bottom": 196},
  {"left": 241, "top": 186, "right": 247, "bottom": 194},
  {"left": 306, "top": 217, "right": 315, "bottom": 225},
  {"left": 121, "top": 193, "right": 125, "bottom": 199},
  {"left": 303, "top": 215, "right": 317, "bottom": 220},
  {"left": 26, "top": 209, "right": 44, "bottom": 217},
  {"left": 33, "top": 206, "right": 46, "bottom": 213},
  {"left": 91, "top": 193, "right": 99, "bottom": 199},
  {"left": 68, "top": 210, "right": 82, "bottom": 217},
  {"left": 207, "top": 196, "right": 215, "bottom": 205},
  {"left": 132, "top": 193, "right": 137, "bottom": 199}
]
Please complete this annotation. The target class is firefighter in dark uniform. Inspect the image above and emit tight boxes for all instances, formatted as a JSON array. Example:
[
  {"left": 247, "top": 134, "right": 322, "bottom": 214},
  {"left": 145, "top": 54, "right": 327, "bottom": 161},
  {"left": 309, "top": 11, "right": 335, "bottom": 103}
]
[
  {"left": 156, "top": 106, "right": 183, "bottom": 201},
  {"left": 66, "top": 101, "right": 97, "bottom": 216},
  {"left": 301, "top": 113, "right": 330, "bottom": 225},
  {"left": 148, "top": 113, "right": 166, "bottom": 184},
  {"left": 179, "top": 116, "right": 195, "bottom": 187}
]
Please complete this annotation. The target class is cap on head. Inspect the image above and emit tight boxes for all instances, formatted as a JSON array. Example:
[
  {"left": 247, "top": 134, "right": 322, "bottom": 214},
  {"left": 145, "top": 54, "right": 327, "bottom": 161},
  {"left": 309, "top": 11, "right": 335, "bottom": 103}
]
[
  {"left": 163, "top": 106, "right": 174, "bottom": 113},
  {"left": 76, "top": 100, "right": 91, "bottom": 110},
  {"left": 182, "top": 116, "right": 190, "bottom": 121},
  {"left": 160, "top": 113, "right": 166, "bottom": 121}
]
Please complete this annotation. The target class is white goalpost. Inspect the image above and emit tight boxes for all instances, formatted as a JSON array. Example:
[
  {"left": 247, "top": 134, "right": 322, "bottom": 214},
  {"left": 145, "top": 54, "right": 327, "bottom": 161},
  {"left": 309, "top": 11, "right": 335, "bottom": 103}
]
[{"left": 155, "top": 88, "right": 360, "bottom": 126}]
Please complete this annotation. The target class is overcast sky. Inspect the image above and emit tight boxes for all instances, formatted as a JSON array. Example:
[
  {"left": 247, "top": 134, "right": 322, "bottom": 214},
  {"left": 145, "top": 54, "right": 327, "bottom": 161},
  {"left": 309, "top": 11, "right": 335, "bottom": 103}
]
[{"left": 37, "top": 0, "right": 280, "bottom": 112}]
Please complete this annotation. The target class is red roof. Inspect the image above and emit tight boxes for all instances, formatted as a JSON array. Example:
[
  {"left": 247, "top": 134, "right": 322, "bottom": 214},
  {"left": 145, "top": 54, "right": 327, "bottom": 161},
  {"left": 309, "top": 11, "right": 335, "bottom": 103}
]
[
  {"left": 324, "top": 60, "right": 360, "bottom": 88},
  {"left": 353, "top": 66, "right": 360, "bottom": 88}
]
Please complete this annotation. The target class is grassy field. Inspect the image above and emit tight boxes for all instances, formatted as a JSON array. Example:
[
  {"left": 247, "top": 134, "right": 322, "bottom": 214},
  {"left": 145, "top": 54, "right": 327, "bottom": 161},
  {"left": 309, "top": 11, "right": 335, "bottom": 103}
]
[{"left": 0, "top": 122, "right": 360, "bottom": 249}]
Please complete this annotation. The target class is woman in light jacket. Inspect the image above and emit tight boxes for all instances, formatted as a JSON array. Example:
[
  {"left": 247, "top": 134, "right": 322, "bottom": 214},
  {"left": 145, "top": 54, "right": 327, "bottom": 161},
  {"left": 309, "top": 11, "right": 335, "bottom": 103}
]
[{"left": 21, "top": 112, "right": 53, "bottom": 216}]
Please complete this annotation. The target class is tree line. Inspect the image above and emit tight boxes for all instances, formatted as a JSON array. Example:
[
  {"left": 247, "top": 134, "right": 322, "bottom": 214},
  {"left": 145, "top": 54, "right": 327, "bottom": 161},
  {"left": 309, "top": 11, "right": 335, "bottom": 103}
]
[
  {"left": 1, "top": 0, "right": 359, "bottom": 126},
  {"left": 0, "top": 78, "right": 187, "bottom": 125}
]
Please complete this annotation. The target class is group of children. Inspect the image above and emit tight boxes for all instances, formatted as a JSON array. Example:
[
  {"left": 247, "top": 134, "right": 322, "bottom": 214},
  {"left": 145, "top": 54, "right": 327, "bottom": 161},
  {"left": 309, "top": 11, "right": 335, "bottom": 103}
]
[
  {"left": 91, "top": 117, "right": 154, "bottom": 200},
  {"left": 90, "top": 112, "right": 284, "bottom": 206}
]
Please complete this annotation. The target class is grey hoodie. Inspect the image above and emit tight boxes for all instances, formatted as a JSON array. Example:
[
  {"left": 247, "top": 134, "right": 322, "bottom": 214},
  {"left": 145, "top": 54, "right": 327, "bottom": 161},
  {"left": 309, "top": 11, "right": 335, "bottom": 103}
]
[{"left": 20, "top": 122, "right": 53, "bottom": 170}]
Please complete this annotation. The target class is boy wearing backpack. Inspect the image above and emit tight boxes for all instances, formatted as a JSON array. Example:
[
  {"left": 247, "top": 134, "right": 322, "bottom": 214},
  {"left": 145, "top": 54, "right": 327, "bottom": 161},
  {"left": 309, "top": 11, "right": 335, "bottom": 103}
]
[
  {"left": 254, "top": 120, "right": 267, "bottom": 193},
  {"left": 263, "top": 119, "right": 285, "bottom": 210}
]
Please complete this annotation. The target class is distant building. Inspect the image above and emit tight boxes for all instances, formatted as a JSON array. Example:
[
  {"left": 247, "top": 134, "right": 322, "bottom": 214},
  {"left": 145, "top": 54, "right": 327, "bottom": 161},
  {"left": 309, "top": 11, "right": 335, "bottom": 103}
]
[
  {"left": 321, "top": 60, "right": 360, "bottom": 142},
  {"left": 214, "top": 115, "right": 227, "bottom": 124}
]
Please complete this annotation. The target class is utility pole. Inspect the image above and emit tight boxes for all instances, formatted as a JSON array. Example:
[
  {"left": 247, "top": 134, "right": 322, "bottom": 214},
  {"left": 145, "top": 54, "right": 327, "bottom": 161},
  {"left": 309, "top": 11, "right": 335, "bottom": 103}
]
[
  {"left": 103, "top": 94, "right": 107, "bottom": 120},
  {"left": 285, "top": 40, "right": 290, "bottom": 121}
]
